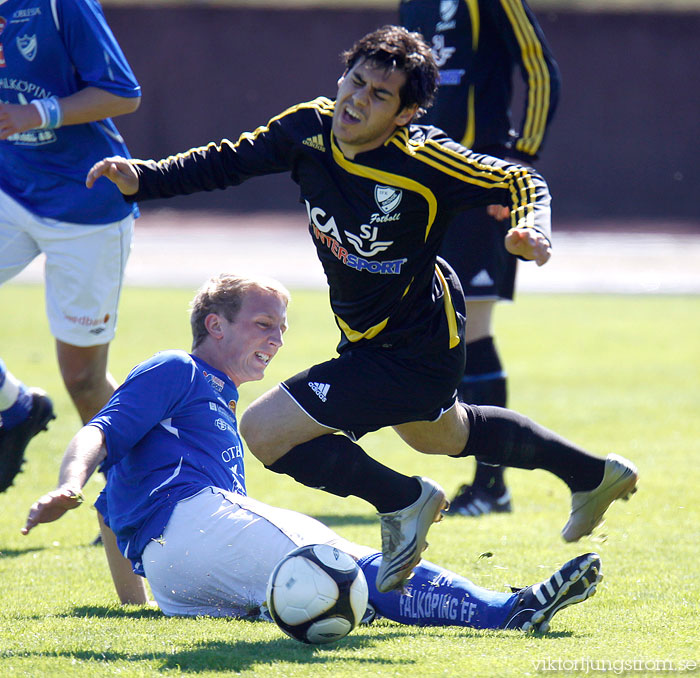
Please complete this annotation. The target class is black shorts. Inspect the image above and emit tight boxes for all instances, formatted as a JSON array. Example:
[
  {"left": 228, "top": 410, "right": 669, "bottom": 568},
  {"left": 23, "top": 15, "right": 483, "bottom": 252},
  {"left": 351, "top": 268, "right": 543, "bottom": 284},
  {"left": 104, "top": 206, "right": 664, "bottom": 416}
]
[
  {"left": 282, "top": 265, "right": 467, "bottom": 440},
  {"left": 439, "top": 206, "right": 517, "bottom": 301}
]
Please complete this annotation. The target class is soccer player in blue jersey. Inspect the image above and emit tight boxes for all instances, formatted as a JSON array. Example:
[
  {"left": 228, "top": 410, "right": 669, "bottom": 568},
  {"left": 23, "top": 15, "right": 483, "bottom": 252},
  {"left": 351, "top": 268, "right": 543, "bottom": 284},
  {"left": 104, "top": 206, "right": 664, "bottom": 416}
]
[
  {"left": 85, "top": 26, "right": 637, "bottom": 596},
  {"left": 0, "top": 0, "right": 141, "bottom": 489},
  {"left": 22, "top": 273, "right": 602, "bottom": 633}
]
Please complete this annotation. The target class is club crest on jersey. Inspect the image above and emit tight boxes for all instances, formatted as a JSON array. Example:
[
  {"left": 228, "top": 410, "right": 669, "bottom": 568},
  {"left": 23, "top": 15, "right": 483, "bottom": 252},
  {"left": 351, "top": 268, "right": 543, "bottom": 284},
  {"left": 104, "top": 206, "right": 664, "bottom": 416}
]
[
  {"left": 0, "top": 17, "right": 7, "bottom": 36},
  {"left": 374, "top": 185, "right": 402, "bottom": 214},
  {"left": 437, "top": 0, "right": 458, "bottom": 31},
  {"left": 17, "top": 33, "right": 37, "bottom": 61}
]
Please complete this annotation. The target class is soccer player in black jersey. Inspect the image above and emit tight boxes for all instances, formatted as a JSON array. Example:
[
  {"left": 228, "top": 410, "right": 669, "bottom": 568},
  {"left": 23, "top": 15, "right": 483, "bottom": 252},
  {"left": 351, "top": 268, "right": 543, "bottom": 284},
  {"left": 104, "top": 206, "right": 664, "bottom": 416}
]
[
  {"left": 400, "top": 0, "right": 562, "bottom": 517},
  {"left": 86, "top": 26, "right": 637, "bottom": 594}
]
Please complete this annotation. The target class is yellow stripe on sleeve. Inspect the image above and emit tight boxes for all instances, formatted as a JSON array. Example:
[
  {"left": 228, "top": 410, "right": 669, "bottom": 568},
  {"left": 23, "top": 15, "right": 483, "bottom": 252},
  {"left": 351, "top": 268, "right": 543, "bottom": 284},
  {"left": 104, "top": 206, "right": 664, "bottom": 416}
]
[{"left": 499, "top": 0, "right": 551, "bottom": 155}]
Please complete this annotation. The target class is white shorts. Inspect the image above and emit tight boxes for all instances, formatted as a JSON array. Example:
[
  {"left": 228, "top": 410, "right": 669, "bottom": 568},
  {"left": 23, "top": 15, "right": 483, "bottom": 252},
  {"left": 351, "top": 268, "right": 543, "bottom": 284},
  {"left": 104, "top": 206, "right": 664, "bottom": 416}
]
[
  {"left": 0, "top": 187, "right": 133, "bottom": 347},
  {"left": 141, "top": 487, "right": 368, "bottom": 618}
]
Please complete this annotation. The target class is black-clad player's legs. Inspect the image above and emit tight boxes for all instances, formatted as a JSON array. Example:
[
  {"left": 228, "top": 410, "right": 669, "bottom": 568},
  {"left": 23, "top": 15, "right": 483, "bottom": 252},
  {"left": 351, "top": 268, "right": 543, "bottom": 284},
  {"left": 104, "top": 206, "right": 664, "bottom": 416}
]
[
  {"left": 451, "top": 299, "right": 512, "bottom": 517},
  {"left": 240, "top": 385, "right": 423, "bottom": 513},
  {"left": 240, "top": 383, "right": 438, "bottom": 593}
]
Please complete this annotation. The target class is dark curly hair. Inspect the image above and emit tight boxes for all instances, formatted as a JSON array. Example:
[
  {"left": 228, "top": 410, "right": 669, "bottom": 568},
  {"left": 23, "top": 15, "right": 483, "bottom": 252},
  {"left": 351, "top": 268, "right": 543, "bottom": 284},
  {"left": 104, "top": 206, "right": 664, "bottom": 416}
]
[{"left": 341, "top": 25, "right": 438, "bottom": 119}]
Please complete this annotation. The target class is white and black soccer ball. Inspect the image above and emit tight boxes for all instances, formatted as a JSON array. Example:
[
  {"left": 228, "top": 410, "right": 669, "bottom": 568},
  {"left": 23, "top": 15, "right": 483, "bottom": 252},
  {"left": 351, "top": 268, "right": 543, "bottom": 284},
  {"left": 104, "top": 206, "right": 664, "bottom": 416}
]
[{"left": 266, "top": 543, "right": 369, "bottom": 644}]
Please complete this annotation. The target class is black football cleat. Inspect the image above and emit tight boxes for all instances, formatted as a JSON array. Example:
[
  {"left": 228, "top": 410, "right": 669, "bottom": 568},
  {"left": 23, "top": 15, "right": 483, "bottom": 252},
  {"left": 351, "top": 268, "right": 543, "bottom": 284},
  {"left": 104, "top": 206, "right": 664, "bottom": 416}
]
[
  {"left": 447, "top": 484, "right": 512, "bottom": 517},
  {"left": 0, "top": 388, "right": 55, "bottom": 493}
]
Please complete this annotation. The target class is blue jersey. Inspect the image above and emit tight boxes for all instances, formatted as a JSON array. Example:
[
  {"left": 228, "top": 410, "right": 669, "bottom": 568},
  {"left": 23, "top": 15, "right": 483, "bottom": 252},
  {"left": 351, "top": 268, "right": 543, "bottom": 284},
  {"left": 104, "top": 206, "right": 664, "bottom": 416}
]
[
  {"left": 92, "top": 350, "right": 245, "bottom": 575},
  {"left": 0, "top": 0, "right": 140, "bottom": 223}
]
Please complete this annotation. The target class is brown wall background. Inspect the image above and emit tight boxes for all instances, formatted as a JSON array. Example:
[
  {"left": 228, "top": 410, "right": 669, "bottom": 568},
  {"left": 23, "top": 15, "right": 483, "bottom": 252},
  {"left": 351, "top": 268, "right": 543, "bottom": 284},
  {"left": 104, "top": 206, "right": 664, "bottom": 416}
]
[{"left": 105, "top": 7, "right": 700, "bottom": 222}]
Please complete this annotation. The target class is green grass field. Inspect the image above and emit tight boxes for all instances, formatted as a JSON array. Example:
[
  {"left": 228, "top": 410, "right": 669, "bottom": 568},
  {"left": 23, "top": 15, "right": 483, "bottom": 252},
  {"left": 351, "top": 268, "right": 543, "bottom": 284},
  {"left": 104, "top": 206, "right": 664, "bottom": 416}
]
[{"left": 1, "top": 283, "right": 698, "bottom": 677}]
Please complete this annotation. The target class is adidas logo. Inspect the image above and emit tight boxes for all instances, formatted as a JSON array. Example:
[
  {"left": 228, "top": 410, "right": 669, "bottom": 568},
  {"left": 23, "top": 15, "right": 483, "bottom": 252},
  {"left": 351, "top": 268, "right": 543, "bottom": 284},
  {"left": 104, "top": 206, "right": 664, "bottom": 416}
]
[
  {"left": 470, "top": 269, "right": 495, "bottom": 287},
  {"left": 308, "top": 381, "right": 330, "bottom": 402},
  {"left": 302, "top": 134, "right": 325, "bottom": 152}
]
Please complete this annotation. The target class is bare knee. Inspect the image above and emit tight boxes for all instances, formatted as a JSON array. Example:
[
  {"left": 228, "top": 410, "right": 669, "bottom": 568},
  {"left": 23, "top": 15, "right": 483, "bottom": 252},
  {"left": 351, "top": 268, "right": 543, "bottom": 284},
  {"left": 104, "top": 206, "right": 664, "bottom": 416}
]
[
  {"left": 239, "top": 398, "right": 291, "bottom": 466},
  {"left": 56, "top": 342, "right": 115, "bottom": 422},
  {"left": 239, "top": 406, "right": 269, "bottom": 460},
  {"left": 60, "top": 361, "right": 103, "bottom": 393},
  {"left": 240, "top": 387, "right": 334, "bottom": 466},
  {"left": 394, "top": 405, "right": 470, "bottom": 456}
]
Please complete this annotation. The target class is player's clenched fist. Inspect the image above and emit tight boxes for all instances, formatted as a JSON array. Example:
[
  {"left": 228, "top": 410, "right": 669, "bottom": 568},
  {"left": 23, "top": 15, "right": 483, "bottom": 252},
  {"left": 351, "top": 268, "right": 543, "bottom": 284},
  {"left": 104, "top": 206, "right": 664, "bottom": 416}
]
[
  {"left": 505, "top": 227, "right": 552, "bottom": 267},
  {"left": 86, "top": 156, "right": 139, "bottom": 195}
]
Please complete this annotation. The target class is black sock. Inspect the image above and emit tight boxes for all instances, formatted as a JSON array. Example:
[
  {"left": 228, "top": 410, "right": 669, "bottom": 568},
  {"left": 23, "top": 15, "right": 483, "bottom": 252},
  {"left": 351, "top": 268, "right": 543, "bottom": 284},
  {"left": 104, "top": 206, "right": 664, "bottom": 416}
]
[
  {"left": 459, "top": 336, "right": 507, "bottom": 405},
  {"left": 267, "top": 434, "right": 421, "bottom": 513},
  {"left": 455, "top": 404, "right": 605, "bottom": 493},
  {"left": 460, "top": 336, "right": 507, "bottom": 494},
  {"left": 472, "top": 461, "right": 505, "bottom": 494}
]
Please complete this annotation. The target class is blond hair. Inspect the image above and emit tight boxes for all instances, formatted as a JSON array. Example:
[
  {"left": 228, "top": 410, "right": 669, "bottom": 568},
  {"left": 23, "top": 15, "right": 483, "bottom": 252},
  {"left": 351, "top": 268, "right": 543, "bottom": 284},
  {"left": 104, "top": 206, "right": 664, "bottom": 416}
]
[{"left": 189, "top": 273, "right": 290, "bottom": 349}]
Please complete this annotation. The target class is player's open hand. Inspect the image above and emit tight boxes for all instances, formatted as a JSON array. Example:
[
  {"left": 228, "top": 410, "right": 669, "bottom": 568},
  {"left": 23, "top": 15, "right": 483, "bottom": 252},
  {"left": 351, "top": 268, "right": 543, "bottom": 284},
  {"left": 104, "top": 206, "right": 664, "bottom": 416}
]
[
  {"left": 505, "top": 227, "right": 552, "bottom": 266},
  {"left": 86, "top": 156, "right": 139, "bottom": 195},
  {"left": 21, "top": 487, "right": 84, "bottom": 535}
]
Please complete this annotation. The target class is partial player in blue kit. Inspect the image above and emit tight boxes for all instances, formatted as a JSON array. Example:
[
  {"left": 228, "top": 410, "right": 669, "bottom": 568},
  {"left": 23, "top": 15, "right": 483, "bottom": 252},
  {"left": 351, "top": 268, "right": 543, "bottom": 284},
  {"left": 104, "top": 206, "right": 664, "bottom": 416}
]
[
  {"left": 0, "top": 359, "right": 55, "bottom": 492},
  {"left": 23, "top": 273, "right": 602, "bottom": 633},
  {"left": 0, "top": 0, "right": 141, "bottom": 489}
]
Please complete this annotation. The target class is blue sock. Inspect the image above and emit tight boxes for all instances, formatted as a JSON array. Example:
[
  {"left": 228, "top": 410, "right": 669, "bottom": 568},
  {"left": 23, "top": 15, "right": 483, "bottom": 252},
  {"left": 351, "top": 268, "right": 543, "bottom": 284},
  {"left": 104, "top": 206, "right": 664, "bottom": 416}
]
[
  {"left": 359, "top": 553, "right": 516, "bottom": 629},
  {"left": 0, "top": 360, "right": 33, "bottom": 430}
]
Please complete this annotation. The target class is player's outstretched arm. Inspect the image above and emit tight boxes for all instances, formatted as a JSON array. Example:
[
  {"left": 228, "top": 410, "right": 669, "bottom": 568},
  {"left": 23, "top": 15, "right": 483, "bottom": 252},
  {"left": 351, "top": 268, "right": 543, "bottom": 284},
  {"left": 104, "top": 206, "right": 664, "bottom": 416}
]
[
  {"left": 505, "top": 227, "right": 552, "bottom": 266},
  {"left": 0, "top": 87, "right": 139, "bottom": 140},
  {"left": 86, "top": 156, "right": 139, "bottom": 194},
  {"left": 21, "top": 425, "right": 107, "bottom": 535}
]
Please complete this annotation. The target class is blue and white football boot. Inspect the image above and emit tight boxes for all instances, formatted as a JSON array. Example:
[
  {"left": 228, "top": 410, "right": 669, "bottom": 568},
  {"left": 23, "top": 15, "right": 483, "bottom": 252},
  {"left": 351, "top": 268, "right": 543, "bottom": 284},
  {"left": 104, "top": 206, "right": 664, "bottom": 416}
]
[{"left": 501, "top": 552, "right": 602, "bottom": 633}]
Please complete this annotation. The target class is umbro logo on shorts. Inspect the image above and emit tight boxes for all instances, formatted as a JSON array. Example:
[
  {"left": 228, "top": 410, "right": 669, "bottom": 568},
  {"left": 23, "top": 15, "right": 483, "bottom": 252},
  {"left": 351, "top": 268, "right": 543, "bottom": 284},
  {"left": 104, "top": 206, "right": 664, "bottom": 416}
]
[{"left": 308, "top": 381, "right": 330, "bottom": 402}]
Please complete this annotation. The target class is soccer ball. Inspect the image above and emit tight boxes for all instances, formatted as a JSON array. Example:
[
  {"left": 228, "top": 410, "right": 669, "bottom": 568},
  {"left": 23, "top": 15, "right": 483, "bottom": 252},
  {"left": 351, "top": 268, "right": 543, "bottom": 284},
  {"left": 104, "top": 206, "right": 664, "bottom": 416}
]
[{"left": 266, "top": 543, "right": 369, "bottom": 644}]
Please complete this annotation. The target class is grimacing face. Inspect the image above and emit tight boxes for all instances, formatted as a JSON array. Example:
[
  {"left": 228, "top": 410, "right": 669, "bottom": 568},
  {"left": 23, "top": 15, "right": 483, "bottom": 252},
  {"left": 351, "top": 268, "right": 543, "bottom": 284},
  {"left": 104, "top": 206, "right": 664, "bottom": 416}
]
[
  {"left": 209, "top": 288, "right": 288, "bottom": 387},
  {"left": 332, "top": 58, "right": 417, "bottom": 159}
]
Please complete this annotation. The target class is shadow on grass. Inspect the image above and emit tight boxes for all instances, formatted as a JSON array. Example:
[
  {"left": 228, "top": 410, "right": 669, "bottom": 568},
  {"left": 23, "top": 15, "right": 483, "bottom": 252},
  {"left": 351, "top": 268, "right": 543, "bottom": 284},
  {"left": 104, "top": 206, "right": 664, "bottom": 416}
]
[
  {"left": 308, "top": 514, "right": 377, "bottom": 528},
  {"left": 0, "top": 546, "right": 44, "bottom": 558},
  {"left": 17, "top": 607, "right": 579, "bottom": 670},
  {"left": 27, "top": 633, "right": 412, "bottom": 672},
  {"left": 23, "top": 630, "right": 580, "bottom": 672},
  {"left": 69, "top": 605, "right": 165, "bottom": 619}
]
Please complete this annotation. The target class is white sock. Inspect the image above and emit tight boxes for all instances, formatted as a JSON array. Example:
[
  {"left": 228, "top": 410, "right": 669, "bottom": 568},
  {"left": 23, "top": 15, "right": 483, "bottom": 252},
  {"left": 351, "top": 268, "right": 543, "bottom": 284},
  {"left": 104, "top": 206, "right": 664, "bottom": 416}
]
[{"left": 0, "top": 370, "right": 22, "bottom": 411}]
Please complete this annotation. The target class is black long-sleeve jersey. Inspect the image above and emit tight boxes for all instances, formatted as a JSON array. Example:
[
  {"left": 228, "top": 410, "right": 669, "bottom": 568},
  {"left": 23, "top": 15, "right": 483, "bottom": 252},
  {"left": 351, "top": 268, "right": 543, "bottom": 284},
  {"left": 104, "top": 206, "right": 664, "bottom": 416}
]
[
  {"left": 129, "top": 97, "right": 551, "bottom": 351},
  {"left": 400, "top": 0, "right": 561, "bottom": 162}
]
